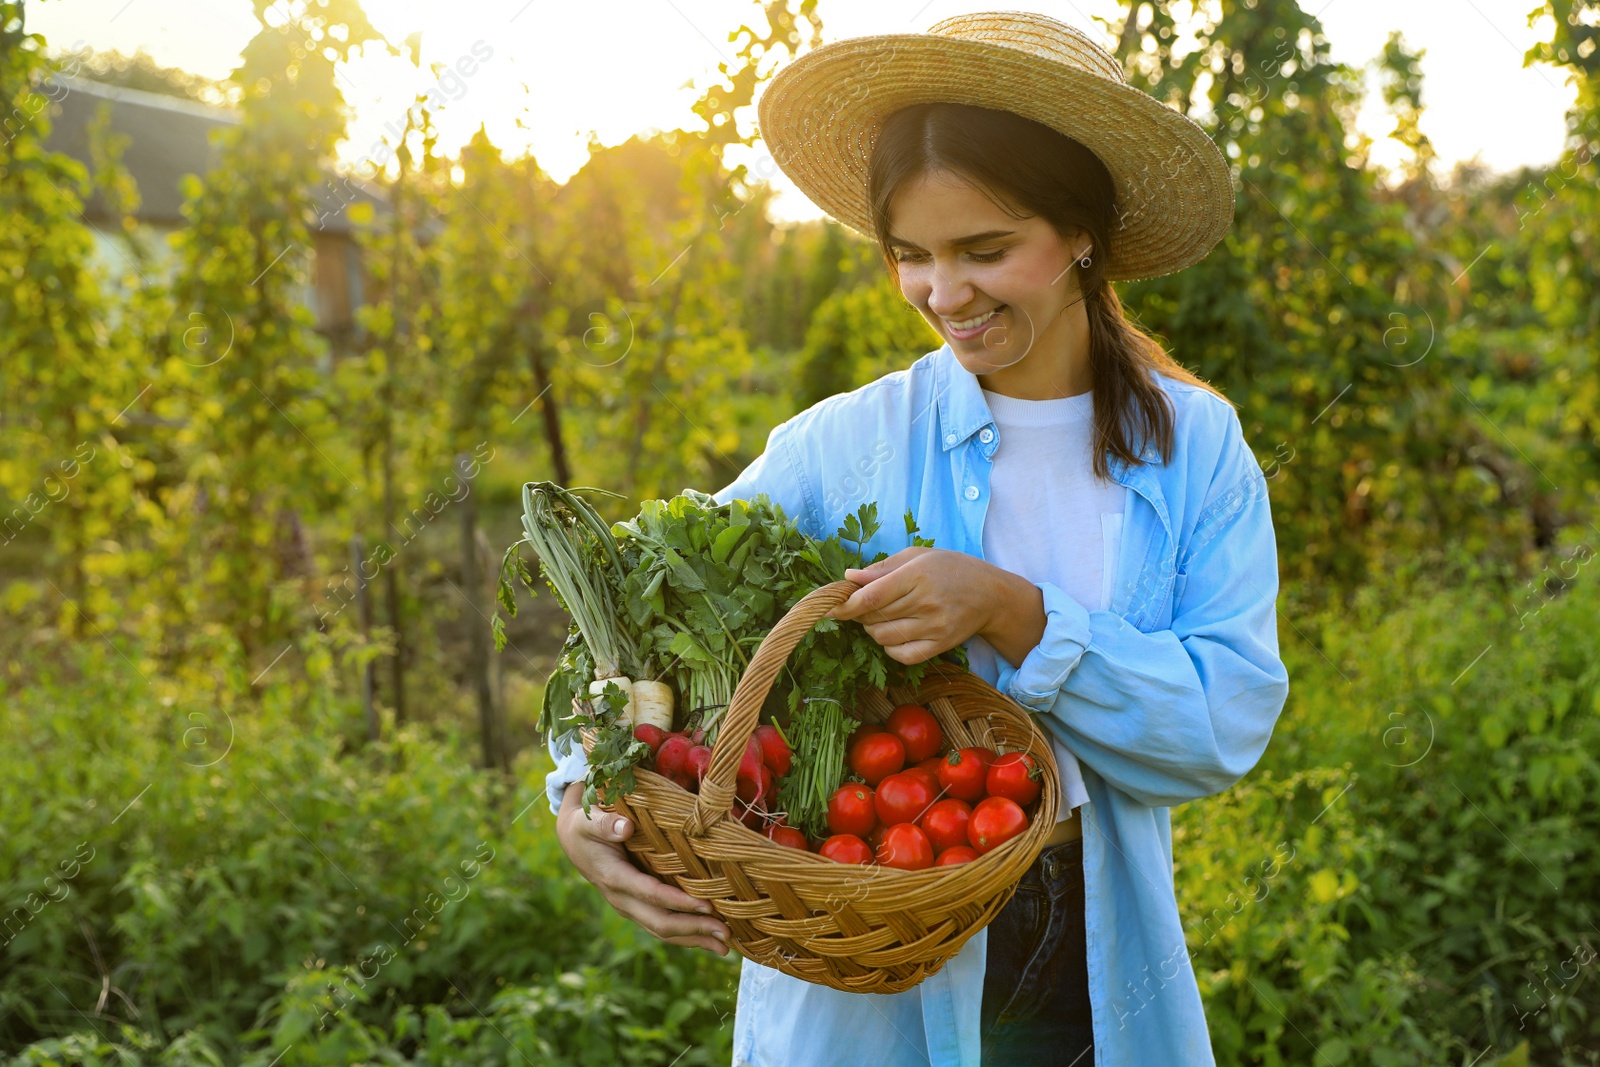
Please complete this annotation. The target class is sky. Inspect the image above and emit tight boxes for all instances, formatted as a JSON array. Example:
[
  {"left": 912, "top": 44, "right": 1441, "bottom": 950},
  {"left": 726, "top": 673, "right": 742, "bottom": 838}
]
[{"left": 38, "top": 0, "right": 1580, "bottom": 223}]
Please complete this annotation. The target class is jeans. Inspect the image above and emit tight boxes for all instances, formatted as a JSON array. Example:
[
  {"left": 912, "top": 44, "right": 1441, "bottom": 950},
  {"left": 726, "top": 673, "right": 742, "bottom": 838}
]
[{"left": 979, "top": 838, "right": 1095, "bottom": 1066}]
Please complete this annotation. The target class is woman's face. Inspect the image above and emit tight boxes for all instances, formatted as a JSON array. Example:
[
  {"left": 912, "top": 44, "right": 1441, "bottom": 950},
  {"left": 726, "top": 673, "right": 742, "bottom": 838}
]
[{"left": 886, "top": 168, "right": 1087, "bottom": 379}]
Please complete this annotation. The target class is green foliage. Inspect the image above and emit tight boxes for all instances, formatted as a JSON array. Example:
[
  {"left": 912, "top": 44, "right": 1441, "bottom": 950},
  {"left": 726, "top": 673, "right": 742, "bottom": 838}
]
[
  {"left": 1174, "top": 556, "right": 1600, "bottom": 1064},
  {"left": 0, "top": 638, "right": 736, "bottom": 1064},
  {"left": 794, "top": 272, "right": 941, "bottom": 408},
  {"left": 4, "top": 0, "right": 1600, "bottom": 1060}
]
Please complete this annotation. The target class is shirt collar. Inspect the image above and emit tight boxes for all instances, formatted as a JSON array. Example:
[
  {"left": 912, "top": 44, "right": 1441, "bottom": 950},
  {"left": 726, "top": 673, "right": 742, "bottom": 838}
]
[
  {"left": 933, "top": 343, "right": 1173, "bottom": 543},
  {"left": 933, "top": 344, "right": 996, "bottom": 452}
]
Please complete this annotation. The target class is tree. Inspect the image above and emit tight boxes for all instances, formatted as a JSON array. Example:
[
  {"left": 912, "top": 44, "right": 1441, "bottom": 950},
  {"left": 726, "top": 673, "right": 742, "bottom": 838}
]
[{"left": 164, "top": 0, "right": 381, "bottom": 672}]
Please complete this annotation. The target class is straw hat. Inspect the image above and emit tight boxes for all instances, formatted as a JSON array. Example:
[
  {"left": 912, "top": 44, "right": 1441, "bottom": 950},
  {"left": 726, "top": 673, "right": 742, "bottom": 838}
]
[{"left": 755, "top": 11, "right": 1234, "bottom": 282}]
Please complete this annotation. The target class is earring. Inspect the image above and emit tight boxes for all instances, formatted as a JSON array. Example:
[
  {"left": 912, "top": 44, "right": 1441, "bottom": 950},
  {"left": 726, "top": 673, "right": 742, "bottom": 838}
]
[{"left": 1079, "top": 248, "right": 1093, "bottom": 268}]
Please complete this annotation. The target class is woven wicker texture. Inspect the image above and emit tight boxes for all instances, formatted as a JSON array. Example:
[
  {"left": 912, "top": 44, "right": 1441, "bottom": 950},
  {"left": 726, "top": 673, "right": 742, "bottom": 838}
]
[
  {"left": 754, "top": 10, "right": 1234, "bottom": 282},
  {"left": 579, "top": 579, "right": 1059, "bottom": 994}
]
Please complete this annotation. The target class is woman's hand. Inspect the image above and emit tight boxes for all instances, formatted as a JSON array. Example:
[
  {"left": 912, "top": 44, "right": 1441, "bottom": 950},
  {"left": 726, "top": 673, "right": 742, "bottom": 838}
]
[
  {"left": 555, "top": 781, "right": 731, "bottom": 956},
  {"left": 827, "top": 546, "right": 1046, "bottom": 666}
]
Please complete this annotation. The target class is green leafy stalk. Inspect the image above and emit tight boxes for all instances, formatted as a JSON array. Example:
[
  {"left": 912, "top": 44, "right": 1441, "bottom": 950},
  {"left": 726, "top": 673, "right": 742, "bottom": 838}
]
[{"left": 776, "top": 695, "right": 858, "bottom": 841}]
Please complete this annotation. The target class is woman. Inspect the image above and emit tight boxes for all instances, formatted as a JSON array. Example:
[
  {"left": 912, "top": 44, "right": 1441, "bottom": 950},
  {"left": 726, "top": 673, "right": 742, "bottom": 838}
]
[{"left": 547, "top": 13, "right": 1289, "bottom": 1066}]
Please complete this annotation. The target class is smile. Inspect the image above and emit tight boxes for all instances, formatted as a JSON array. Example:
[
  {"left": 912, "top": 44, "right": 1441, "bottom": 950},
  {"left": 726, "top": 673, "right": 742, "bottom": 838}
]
[{"left": 947, "top": 306, "right": 1005, "bottom": 336}]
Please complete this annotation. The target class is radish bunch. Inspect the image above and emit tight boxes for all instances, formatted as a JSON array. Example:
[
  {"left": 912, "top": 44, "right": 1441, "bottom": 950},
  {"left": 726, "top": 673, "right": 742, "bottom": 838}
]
[{"left": 635, "top": 722, "right": 801, "bottom": 842}]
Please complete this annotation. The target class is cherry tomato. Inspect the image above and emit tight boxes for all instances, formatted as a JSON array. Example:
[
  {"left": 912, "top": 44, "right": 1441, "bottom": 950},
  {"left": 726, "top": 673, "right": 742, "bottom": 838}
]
[
  {"left": 986, "top": 752, "right": 1043, "bottom": 807},
  {"left": 867, "top": 823, "right": 888, "bottom": 851},
  {"left": 903, "top": 764, "right": 941, "bottom": 797},
  {"left": 968, "top": 796, "right": 1028, "bottom": 853},
  {"left": 937, "top": 747, "right": 994, "bottom": 802},
  {"left": 819, "top": 833, "right": 874, "bottom": 864},
  {"left": 754, "top": 724, "right": 793, "bottom": 776},
  {"left": 765, "top": 823, "right": 808, "bottom": 850},
  {"left": 876, "top": 823, "right": 934, "bottom": 870},
  {"left": 849, "top": 731, "right": 906, "bottom": 786},
  {"left": 935, "top": 845, "right": 980, "bottom": 867},
  {"left": 916, "top": 755, "right": 945, "bottom": 778},
  {"left": 826, "top": 783, "right": 878, "bottom": 837},
  {"left": 875, "top": 772, "right": 936, "bottom": 826},
  {"left": 887, "top": 703, "right": 944, "bottom": 763},
  {"left": 633, "top": 723, "right": 667, "bottom": 755},
  {"left": 919, "top": 798, "right": 973, "bottom": 853}
]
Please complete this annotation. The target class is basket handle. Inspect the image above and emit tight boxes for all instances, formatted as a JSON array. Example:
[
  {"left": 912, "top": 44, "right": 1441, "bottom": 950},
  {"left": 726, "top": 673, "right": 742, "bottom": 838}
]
[{"left": 682, "top": 579, "right": 860, "bottom": 837}]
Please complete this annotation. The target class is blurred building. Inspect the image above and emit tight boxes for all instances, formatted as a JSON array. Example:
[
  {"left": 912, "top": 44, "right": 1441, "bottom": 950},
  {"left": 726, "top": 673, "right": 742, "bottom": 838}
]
[{"left": 43, "top": 75, "right": 389, "bottom": 351}]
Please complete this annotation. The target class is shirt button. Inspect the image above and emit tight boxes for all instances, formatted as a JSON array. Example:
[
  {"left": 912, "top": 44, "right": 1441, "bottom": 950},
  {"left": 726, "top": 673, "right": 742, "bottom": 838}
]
[
  {"left": 964, "top": 485, "right": 980, "bottom": 500},
  {"left": 979, "top": 427, "right": 994, "bottom": 444},
  {"left": 944, "top": 432, "right": 958, "bottom": 446}
]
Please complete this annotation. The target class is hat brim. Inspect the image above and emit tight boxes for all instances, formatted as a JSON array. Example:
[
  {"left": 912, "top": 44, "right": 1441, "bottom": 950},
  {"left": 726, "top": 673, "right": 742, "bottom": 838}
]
[{"left": 756, "top": 32, "right": 1235, "bottom": 282}]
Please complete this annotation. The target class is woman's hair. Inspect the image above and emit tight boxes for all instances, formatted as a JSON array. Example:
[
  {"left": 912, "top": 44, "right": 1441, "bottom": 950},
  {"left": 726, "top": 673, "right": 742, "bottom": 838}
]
[{"left": 867, "top": 102, "right": 1232, "bottom": 479}]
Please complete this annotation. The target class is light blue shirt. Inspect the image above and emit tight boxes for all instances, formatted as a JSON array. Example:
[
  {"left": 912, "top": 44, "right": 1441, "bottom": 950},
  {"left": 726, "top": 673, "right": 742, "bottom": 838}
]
[{"left": 546, "top": 343, "right": 1290, "bottom": 1066}]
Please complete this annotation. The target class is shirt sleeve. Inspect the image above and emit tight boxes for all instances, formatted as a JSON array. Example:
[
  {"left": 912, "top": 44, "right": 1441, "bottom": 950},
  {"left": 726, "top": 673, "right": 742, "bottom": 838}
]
[
  {"left": 541, "top": 418, "right": 818, "bottom": 816},
  {"left": 993, "top": 409, "right": 1290, "bottom": 809}
]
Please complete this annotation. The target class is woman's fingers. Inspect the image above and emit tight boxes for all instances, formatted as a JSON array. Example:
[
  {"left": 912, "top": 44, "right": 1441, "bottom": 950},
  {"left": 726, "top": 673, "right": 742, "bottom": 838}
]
[
  {"left": 592, "top": 846, "right": 724, "bottom": 925},
  {"left": 833, "top": 570, "right": 921, "bottom": 624},
  {"left": 609, "top": 891, "right": 731, "bottom": 953},
  {"left": 557, "top": 785, "right": 731, "bottom": 955}
]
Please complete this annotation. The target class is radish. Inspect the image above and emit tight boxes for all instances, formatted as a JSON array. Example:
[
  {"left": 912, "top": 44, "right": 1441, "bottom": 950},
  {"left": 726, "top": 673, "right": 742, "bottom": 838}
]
[
  {"left": 738, "top": 736, "right": 765, "bottom": 783},
  {"left": 754, "top": 724, "right": 792, "bottom": 776},
  {"left": 630, "top": 678, "right": 675, "bottom": 732},
  {"left": 656, "top": 734, "right": 691, "bottom": 778},
  {"left": 686, "top": 744, "right": 713, "bottom": 783},
  {"left": 737, "top": 764, "right": 773, "bottom": 808},
  {"left": 633, "top": 723, "right": 667, "bottom": 756}
]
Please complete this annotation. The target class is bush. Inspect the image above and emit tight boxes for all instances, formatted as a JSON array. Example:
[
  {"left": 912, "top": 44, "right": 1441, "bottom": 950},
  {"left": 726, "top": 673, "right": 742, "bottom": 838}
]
[
  {"left": 1175, "top": 541, "right": 1600, "bottom": 1064},
  {"left": 0, "top": 643, "right": 738, "bottom": 1064}
]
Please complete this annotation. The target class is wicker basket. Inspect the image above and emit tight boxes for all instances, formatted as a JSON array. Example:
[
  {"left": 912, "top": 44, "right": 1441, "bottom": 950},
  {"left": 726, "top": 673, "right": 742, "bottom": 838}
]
[{"left": 576, "top": 579, "right": 1059, "bottom": 994}]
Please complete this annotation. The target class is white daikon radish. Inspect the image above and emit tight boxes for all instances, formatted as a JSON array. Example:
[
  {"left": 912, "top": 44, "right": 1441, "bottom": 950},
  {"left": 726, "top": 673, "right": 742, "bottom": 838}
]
[{"left": 630, "top": 679, "right": 675, "bottom": 733}]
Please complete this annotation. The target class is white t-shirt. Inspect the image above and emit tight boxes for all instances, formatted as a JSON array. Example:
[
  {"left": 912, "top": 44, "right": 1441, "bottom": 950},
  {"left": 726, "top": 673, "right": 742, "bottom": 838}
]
[{"left": 968, "top": 386, "right": 1129, "bottom": 818}]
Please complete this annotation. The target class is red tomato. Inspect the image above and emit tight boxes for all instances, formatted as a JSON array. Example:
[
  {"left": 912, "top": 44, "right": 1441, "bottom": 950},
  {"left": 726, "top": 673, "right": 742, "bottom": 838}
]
[
  {"left": 765, "top": 823, "right": 808, "bottom": 850},
  {"left": 819, "top": 833, "right": 874, "bottom": 864},
  {"left": 867, "top": 823, "right": 888, "bottom": 851},
  {"left": 754, "top": 724, "right": 793, "bottom": 776},
  {"left": 903, "top": 765, "right": 940, "bottom": 797},
  {"left": 986, "top": 752, "right": 1043, "bottom": 807},
  {"left": 876, "top": 823, "right": 934, "bottom": 870},
  {"left": 919, "top": 798, "right": 973, "bottom": 853},
  {"left": 875, "top": 772, "right": 935, "bottom": 826},
  {"left": 937, "top": 747, "right": 994, "bottom": 802},
  {"left": 916, "top": 755, "right": 945, "bottom": 778},
  {"left": 849, "top": 731, "right": 906, "bottom": 786},
  {"left": 887, "top": 704, "right": 944, "bottom": 763},
  {"left": 826, "top": 784, "right": 877, "bottom": 837},
  {"left": 968, "top": 796, "right": 1028, "bottom": 853},
  {"left": 935, "top": 845, "right": 980, "bottom": 867}
]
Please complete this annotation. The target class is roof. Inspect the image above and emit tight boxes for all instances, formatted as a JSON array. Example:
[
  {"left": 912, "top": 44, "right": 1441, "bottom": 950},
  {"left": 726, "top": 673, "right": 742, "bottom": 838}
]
[{"left": 43, "top": 76, "right": 389, "bottom": 234}]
